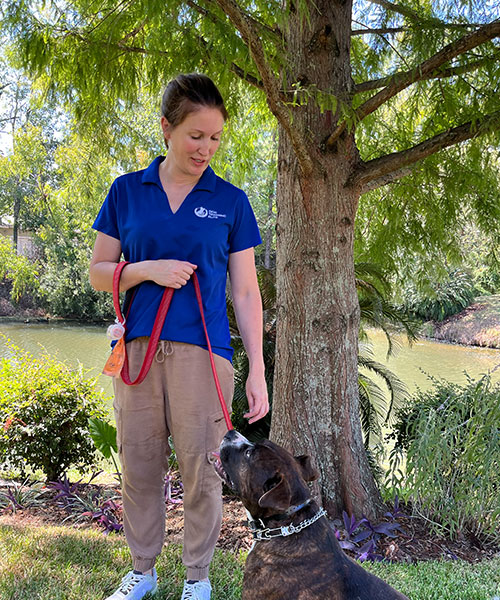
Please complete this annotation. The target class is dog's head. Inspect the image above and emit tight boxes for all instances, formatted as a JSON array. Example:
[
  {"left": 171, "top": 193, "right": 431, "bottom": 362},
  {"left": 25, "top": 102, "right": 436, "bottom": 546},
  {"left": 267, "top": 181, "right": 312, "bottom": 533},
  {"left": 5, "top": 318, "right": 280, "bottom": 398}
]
[{"left": 214, "top": 430, "right": 319, "bottom": 519}]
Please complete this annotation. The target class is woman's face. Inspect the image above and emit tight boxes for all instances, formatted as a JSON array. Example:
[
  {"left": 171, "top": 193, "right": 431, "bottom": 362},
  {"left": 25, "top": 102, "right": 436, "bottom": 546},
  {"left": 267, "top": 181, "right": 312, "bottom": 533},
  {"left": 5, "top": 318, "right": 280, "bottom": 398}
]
[{"left": 161, "top": 106, "right": 225, "bottom": 178}]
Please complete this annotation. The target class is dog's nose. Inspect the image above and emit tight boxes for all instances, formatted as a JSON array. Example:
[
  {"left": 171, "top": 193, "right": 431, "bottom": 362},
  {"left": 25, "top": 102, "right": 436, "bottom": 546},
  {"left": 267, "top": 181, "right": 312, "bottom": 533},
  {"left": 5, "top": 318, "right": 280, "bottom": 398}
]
[{"left": 222, "top": 429, "right": 251, "bottom": 446}]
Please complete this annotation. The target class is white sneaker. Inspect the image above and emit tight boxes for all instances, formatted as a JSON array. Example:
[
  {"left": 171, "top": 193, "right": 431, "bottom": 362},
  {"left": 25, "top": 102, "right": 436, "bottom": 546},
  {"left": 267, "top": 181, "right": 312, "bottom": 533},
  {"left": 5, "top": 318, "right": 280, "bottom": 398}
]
[
  {"left": 105, "top": 569, "right": 158, "bottom": 599},
  {"left": 180, "top": 579, "right": 212, "bottom": 600}
]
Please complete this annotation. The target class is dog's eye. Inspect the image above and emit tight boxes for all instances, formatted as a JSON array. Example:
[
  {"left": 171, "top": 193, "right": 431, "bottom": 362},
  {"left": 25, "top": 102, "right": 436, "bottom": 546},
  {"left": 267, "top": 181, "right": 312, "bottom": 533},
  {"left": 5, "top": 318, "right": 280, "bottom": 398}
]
[{"left": 244, "top": 448, "right": 253, "bottom": 458}]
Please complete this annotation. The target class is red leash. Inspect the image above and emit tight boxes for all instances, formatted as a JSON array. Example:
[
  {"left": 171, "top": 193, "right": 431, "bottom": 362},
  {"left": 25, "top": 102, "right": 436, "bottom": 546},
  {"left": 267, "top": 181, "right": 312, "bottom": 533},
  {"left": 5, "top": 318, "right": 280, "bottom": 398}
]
[{"left": 104, "top": 261, "right": 233, "bottom": 431}]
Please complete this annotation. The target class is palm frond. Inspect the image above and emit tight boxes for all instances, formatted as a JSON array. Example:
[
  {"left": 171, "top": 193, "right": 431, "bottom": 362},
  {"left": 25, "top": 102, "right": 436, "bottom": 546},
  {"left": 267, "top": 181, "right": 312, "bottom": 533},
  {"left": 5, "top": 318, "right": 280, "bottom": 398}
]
[{"left": 358, "top": 354, "right": 409, "bottom": 424}]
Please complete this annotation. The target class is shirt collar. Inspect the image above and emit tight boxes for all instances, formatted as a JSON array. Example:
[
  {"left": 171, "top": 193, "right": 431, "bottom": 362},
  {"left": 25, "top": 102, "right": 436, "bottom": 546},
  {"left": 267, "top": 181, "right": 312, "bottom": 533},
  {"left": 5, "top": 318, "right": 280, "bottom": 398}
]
[{"left": 141, "top": 156, "right": 216, "bottom": 193}]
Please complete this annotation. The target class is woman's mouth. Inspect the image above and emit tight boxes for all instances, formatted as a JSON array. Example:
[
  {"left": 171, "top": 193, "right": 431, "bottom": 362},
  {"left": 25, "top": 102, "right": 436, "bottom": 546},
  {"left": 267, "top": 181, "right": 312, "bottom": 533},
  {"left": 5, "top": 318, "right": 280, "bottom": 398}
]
[{"left": 191, "top": 157, "right": 205, "bottom": 166}]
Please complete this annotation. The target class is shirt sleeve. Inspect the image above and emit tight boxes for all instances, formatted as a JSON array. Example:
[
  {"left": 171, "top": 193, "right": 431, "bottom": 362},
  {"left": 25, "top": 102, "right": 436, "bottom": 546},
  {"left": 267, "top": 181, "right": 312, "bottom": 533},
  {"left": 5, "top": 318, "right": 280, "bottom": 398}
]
[
  {"left": 228, "top": 190, "right": 262, "bottom": 253},
  {"left": 92, "top": 179, "right": 120, "bottom": 240}
]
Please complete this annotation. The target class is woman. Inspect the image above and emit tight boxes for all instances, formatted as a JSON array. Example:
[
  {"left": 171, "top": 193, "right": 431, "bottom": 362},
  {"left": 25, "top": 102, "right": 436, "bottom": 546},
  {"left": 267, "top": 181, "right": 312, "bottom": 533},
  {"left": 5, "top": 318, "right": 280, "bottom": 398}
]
[{"left": 90, "top": 73, "right": 268, "bottom": 600}]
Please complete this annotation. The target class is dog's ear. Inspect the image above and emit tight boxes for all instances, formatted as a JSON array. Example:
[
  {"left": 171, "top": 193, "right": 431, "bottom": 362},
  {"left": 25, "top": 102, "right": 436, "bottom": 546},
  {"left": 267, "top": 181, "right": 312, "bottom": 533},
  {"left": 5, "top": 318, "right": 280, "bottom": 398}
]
[
  {"left": 294, "top": 455, "right": 319, "bottom": 482},
  {"left": 258, "top": 474, "right": 292, "bottom": 512}
]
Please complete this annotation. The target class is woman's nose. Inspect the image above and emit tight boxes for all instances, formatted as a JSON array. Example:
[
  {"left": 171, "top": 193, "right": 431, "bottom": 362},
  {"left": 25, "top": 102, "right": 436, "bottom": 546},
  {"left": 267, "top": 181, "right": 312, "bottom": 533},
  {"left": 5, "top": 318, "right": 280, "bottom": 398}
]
[{"left": 198, "top": 139, "right": 210, "bottom": 155}]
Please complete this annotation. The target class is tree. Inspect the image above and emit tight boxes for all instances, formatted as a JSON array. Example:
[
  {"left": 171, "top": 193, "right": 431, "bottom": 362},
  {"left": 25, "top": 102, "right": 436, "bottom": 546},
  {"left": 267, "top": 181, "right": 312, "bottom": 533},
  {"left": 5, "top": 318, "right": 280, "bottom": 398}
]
[
  {"left": 0, "top": 124, "right": 51, "bottom": 248},
  {"left": 3, "top": 0, "right": 499, "bottom": 517},
  {"left": 0, "top": 46, "right": 66, "bottom": 249}
]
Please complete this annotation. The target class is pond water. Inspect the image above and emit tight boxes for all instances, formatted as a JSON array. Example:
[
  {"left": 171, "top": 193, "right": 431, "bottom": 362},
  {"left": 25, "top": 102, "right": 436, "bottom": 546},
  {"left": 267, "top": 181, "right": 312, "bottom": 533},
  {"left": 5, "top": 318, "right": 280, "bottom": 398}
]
[
  {"left": 1, "top": 321, "right": 499, "bottom": 407},
  {"left": 364, "top": 328, "right": 500, "bottom": 392}
]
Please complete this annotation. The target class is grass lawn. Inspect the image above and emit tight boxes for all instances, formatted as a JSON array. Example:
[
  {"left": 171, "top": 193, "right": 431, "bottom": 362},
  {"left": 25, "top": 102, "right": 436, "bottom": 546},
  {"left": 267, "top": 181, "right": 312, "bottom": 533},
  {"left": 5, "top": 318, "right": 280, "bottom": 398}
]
[{"left": 1, "top": 522, "right": 499, "bottom": 600}]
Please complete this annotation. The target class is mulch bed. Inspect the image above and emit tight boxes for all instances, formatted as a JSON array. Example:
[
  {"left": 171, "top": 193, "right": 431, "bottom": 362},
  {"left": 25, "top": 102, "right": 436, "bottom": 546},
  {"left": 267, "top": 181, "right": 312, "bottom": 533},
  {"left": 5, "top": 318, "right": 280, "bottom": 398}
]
[{"left": 1, "top": 477, "right": 499, "bottom": 564}]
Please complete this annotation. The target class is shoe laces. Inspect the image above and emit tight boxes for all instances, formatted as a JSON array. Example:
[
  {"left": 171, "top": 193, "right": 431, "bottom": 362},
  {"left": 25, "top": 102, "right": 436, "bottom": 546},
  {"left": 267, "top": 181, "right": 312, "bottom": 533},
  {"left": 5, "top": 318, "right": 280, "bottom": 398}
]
[
  {"left": 182, "top": 581, "right": 209, "bottom": 600},
  {"left": 118, "top": 572, "right": 147, "bottom": 594},
  {"left": 182, "top": 587, "right": 196, "bottom": 600}
]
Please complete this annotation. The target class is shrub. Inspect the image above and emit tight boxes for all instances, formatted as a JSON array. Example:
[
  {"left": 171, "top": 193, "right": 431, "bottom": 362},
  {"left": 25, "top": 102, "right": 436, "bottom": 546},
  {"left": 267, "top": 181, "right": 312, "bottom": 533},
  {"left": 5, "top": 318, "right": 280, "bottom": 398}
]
[
  {"left": 39, "top": 244, "right": 113, "bottom": 320},
  {"left": 403, "top": 269, "right": 476, "bottom": 322},
  {"left": 387, "top": 374, "right": 500, "bottom": 542},
  {"left": 0, "top": 337, "right": 109, "bottom": 481},
  {"left": 473, "top": 266, "right": 500, "bottom": 295},
  {"left": 0, "top": 236, "right": 39, "bottom": 302}
]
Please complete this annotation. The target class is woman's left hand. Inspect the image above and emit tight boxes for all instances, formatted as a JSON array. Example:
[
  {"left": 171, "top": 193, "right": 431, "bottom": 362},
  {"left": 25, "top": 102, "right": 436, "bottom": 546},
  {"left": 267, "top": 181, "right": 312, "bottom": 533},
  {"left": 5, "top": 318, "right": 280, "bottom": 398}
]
[{"left": 244, "top": 371, "right": 269, "bottom": 424}]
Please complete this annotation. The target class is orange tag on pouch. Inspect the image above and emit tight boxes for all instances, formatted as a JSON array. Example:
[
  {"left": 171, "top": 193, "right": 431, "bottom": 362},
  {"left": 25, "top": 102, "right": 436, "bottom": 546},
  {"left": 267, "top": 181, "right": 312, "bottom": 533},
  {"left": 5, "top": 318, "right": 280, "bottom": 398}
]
[{"left": 102, "top": 337, "right": 126, "bottom": 377}]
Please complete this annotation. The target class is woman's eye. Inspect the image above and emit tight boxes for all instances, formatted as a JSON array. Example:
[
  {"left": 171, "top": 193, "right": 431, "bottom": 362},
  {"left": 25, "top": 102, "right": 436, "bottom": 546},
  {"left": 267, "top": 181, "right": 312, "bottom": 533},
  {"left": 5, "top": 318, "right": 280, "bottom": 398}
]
[{"left": 191, "top": 136, "right": 201, "bottom": 140}]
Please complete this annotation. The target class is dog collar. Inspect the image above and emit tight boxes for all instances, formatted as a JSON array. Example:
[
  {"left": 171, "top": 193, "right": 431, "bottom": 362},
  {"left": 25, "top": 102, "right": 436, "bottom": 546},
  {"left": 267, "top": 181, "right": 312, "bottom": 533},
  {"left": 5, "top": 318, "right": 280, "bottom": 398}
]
[
  {"left": 251, "top": 498, "right": 314, "bottom": 527},
  {"left": 248, "top": 507, "right": 327, "bottom": 541}
]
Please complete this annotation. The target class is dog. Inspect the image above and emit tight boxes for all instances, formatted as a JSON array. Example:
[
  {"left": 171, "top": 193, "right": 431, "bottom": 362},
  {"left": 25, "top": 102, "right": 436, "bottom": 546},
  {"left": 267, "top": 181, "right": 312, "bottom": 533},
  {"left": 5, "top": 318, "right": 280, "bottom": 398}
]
[{"left": 214, "top": 429, "right": 409, "bottom": 600}]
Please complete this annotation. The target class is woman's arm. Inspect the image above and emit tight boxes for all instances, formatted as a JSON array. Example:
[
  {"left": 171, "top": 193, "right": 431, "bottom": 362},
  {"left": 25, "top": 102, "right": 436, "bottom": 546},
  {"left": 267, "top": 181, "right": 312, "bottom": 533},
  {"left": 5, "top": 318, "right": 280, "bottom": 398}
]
[
  {"left": 228, "top": 248, "right": 269, "bottom": 424},
  {"left": 89, "top": 232, "right": 197, "bottom": 292}
]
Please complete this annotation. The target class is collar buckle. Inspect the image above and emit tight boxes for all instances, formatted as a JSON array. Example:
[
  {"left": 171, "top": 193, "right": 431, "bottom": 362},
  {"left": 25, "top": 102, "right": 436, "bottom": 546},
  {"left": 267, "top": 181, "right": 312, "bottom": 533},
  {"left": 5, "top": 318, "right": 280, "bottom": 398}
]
[{"left": 247, "top": 518, "right": 266, "bottom": 533}]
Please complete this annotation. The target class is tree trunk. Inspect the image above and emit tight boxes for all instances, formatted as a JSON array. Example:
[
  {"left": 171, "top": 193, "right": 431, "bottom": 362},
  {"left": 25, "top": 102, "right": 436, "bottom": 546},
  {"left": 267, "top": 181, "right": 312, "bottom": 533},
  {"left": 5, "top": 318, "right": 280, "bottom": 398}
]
[
  {"left": 13, "top": 192, "right": 20, "bottom": 252},
  {"left": 269, "top": 0, "right": 383, "bottom": 519},
  {"left": 264, "top": 188, "right": 274, "bottom": 269}
]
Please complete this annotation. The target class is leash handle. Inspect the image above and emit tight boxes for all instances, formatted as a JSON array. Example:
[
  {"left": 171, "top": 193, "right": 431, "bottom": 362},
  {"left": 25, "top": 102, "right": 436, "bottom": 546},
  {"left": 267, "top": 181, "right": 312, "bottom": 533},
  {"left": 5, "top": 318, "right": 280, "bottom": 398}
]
[{"left": 110, "top": 262, "right": 233, "bottom": 430}]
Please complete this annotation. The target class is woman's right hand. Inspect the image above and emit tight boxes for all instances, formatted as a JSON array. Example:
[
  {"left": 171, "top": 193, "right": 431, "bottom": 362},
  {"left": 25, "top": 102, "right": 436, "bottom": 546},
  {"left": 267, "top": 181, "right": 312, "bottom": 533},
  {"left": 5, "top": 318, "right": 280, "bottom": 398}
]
[
  {"left": 146, "top": 259, "right": 197, "bottom": 289},
  {"left": 90, "top": 232, "right": 197, "bottom": 292}
]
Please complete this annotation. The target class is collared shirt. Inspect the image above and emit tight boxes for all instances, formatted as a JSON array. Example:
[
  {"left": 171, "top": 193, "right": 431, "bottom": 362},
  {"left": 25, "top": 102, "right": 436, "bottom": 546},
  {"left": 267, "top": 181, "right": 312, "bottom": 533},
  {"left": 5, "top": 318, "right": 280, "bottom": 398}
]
[{"left": 93, "top": 156, "right": 262, "bottom": 361}]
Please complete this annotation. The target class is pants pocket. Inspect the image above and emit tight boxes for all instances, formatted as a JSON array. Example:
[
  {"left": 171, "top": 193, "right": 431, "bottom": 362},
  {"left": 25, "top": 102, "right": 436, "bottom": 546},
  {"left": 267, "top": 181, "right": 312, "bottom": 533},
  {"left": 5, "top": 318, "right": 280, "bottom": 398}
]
[{"left": 113, "top": 402, "right": 123, "bottom": 456}]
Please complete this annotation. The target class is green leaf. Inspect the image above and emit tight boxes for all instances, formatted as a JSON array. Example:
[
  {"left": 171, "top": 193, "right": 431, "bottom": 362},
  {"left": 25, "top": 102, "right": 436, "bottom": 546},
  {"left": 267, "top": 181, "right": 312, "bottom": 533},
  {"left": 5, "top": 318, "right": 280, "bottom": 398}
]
[{"left": 88, "top": 417, "right": 117, "bottom": 460}]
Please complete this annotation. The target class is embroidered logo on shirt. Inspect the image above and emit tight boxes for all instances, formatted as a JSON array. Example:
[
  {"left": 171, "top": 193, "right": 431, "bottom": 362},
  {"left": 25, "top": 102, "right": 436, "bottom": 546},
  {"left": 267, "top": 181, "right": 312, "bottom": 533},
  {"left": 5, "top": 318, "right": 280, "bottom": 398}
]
[{"left": 194, "top": 206, "right": 226, "bottom": 219}]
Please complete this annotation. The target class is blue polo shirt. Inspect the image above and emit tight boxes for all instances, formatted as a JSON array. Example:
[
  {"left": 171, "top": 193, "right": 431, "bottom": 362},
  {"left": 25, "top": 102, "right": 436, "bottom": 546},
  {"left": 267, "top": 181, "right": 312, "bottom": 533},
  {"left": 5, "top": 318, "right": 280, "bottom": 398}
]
[{"left": 93, "top": 156, "right": 262, "bottom": 361}]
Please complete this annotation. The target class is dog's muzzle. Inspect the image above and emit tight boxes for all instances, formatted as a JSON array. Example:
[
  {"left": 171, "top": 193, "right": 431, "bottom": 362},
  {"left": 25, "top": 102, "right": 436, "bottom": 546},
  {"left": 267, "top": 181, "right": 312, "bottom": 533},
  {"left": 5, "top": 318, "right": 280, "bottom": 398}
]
[{"left": 211, "top": 451, "right": 232, "bottom": 487}]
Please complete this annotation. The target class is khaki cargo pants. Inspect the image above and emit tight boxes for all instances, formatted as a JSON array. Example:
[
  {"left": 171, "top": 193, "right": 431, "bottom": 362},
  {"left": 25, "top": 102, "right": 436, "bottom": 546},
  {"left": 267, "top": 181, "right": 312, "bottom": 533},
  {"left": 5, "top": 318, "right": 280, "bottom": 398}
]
[{"left": 113, "top": 339, "right": 234, "bottom": 580}]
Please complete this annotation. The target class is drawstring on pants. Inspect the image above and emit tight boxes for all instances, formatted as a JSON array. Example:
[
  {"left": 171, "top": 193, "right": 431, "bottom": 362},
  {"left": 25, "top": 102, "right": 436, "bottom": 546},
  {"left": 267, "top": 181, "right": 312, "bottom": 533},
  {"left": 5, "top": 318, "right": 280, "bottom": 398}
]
[{"left": 155, "top": 340, "right": 174, "bottom": 363}]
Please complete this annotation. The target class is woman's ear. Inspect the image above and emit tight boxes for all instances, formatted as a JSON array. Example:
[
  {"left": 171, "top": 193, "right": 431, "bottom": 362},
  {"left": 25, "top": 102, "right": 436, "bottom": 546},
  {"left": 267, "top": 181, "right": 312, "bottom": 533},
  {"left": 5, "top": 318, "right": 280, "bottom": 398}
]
[{"left": 160, "top": 116, "right": 172, "bottom": 145}]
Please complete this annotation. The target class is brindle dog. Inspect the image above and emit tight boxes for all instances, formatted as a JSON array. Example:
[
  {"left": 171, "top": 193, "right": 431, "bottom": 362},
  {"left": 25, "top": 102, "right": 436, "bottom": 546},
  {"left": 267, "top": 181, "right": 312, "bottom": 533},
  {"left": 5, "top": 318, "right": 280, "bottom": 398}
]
[{"left": 214, "top": 430, "right": 409, "bottom": 600}]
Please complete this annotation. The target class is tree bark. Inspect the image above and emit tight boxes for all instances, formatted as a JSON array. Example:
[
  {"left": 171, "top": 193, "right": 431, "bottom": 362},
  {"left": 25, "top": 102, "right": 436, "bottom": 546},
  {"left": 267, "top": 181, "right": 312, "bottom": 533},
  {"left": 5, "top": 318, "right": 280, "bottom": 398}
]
[
  {"left": 264, "top": 190, "right": 274, "bottom": 269},
  {"left": 269, "top": 0, "right": 383, "bottom": 519},
  {"left": 13, "top": 190, "right": 20, "bottom": 252}
]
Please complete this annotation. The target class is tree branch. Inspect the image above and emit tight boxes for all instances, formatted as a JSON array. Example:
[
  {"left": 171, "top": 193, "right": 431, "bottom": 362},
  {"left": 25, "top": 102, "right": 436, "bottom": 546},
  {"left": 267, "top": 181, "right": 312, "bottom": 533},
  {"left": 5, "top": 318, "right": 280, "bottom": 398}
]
[
  {"left": 185, "top": 1, "right": 267, "bottom": 90},
  {"left": 351, "top": 26, "right": 406, "bottom": 36},
  {"left": 119, "top": 19, "right": 148, "bottom": 43},
  {"left": 367, "top": 0, "right": 438, "bottom": 24},
  {"left": 213, "top": 0, "right": 314, "bottom": 174},
  {"left": 357, "top": 167, "right": 414, "bottom": 192},
  {"left": 194, "top": 0, "right": 281, "bottom": 38},
  {"left": 348, "top": 110, "right": 500, "bottom": 192},
  {"left": 354, "top": 54, "right": 496, "bottom": 93},
  {"left": 229, "top": 63, "right": 264, "bottom": 90},
  {"left": 85, "top": 0, "right": 135, "bottom": 36},
  {"left": 327, "top": 20, "right": 500, "bottom": 146},
  {"left": 351, "top": 22, "right": 490, "bottom": 37}
]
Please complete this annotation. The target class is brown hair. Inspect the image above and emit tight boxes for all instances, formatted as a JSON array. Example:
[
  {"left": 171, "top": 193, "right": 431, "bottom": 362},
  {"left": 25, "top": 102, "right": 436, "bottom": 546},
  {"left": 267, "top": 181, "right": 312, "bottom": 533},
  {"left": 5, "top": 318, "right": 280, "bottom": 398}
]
[{"left": 161, "top": 73, "right": 228, "bottom": 127}]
